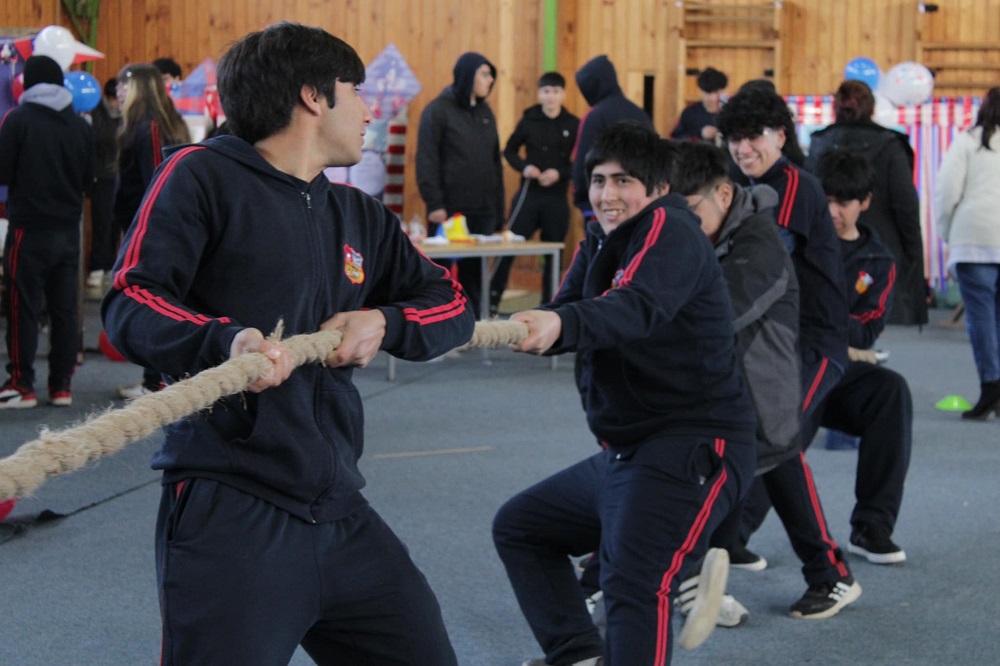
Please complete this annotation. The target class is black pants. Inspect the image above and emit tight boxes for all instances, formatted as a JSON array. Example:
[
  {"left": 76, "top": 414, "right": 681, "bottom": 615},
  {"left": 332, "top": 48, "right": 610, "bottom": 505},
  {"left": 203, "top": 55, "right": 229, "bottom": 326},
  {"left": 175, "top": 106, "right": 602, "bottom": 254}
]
[
  {"left": 2, "top": 226, "right": 79, "bottom": 391},
  {"left": 452, "top": 213, "right": 499, "bottom": 317},
  {"left": 818, "top": 361, "right": 912, "bottom": 533},
  {"left": 89, "top": 177, "right": 118, "bottom": 272},
  {"left": 489, "top": 189, "right": 569, "bottom": 307},
  {"left": 734, "top": 352, "right": 851, "bottom": 585},
  {"left": 494, "top": 436, "right": 754, "bottom": 666},
  {"left": 156, "top": 479, "right": 457, "bottom": 666}
]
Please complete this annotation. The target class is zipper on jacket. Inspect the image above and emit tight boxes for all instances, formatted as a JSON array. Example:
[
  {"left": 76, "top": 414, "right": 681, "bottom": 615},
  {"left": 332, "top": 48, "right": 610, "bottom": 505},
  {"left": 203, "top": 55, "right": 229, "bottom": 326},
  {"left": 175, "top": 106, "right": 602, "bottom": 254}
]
[{"left": 302, "top": 192, "right": 312, "bottom": 209}]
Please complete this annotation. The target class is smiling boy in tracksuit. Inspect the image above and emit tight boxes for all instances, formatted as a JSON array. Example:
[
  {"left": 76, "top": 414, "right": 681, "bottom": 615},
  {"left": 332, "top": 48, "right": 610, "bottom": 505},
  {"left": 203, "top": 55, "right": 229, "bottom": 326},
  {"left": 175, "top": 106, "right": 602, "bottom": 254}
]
[{"left": 493, "top": 122, "right": 756, "bottom": 666}]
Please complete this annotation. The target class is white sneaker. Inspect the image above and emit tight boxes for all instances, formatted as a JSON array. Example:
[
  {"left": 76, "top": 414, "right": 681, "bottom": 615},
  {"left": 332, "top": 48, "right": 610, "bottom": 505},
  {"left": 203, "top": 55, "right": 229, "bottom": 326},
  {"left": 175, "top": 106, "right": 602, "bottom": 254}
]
[
  {"left": 677, "top": 548, "right": 729, "bottom": 649},
  {"left": 86, "top": 270, "right": 105, "bottom": 288},
  {"left": 717, "top": 594, "right": 750, "bottom": 627},
  {"left": 117, "top": 383, "right": 155, "bottom": 400}
]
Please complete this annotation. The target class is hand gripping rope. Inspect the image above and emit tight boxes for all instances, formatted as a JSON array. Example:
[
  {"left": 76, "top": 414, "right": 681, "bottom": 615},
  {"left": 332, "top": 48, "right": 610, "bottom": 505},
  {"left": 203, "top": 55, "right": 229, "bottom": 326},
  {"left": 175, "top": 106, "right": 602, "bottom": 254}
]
[{"left": 0, "top": 320, "right": 529, "bottom": 502}]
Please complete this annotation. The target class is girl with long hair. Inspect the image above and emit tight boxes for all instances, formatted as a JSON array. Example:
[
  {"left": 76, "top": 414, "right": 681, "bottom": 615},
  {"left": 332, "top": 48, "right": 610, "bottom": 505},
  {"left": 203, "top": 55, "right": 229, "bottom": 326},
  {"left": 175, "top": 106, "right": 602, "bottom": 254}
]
[
  {"left": 936, "top": 87, "right": 1000, "bottom": 419},
  {"left": 112, "top": 63, "right": 191, "bottom": 399}
]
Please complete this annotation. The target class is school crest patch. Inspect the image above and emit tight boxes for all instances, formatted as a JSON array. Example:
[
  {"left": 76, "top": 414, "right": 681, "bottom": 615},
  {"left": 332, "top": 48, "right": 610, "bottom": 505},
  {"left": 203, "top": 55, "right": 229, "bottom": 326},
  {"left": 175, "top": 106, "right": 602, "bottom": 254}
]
[
  {"left": 854, "top": 270, "right": 873, "bottom": 294},
  {"left": 344, "top": 244, "right": 365, "bottom": 284}
]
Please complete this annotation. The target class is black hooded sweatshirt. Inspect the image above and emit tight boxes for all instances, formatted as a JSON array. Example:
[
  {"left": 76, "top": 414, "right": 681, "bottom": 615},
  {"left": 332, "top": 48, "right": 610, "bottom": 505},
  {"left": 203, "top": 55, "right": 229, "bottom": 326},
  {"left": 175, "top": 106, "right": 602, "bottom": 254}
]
[
  {"left": 416, "top": 52, "right": 505, "bottom": 227},
  {"left": 571, "top": 55, "right": 652, "bottom": 216}
]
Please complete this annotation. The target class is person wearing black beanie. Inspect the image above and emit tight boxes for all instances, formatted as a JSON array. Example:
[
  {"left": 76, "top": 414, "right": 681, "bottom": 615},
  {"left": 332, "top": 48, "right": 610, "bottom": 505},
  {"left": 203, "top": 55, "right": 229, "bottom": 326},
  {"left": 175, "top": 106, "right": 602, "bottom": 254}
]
[
  {"left": 0, "top": 52, "right": 93, "bottom": 408},
  {"left": 22, "top": 54, "right": 64, "bottom": 90}
]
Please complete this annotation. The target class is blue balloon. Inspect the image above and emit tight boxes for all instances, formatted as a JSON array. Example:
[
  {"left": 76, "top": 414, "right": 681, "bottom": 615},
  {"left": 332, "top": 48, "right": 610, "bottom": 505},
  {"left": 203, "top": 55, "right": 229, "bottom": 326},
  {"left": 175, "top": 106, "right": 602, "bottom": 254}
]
[
  {"left": 844, "top": 57, "right": 881, "bottom": 90},
  {"left": 63, "top": 71, "right": 101, "bottom": 113}
]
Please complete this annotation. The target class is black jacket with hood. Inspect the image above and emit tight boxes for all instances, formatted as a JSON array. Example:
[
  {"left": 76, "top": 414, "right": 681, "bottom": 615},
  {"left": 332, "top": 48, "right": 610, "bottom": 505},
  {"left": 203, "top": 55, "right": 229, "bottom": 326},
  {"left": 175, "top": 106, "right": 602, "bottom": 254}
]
[
  {"left": 714, "top": 185, "right": 801, "bottom": 473},
  {"left": 571, "top": 56, "right": 652, "bottom": 216},
  {"left": 416, "top": 52, "right": 505, "bottom": 227},
  {"left": 0, "top": 83, "right": 93, "bottom": 230},
  {"left": 806, "top": 121, "right": 926, "bottom": 327},
  {"left": 102, "top": 135, "right": 475, "bottom": 523}
]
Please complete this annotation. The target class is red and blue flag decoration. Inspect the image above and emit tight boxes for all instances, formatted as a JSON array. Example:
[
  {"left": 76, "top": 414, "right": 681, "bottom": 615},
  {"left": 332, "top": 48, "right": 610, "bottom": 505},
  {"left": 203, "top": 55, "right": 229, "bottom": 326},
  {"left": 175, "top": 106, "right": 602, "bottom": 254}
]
[{"left": 171, "top": 57, "right": 217, "bottom": 116}]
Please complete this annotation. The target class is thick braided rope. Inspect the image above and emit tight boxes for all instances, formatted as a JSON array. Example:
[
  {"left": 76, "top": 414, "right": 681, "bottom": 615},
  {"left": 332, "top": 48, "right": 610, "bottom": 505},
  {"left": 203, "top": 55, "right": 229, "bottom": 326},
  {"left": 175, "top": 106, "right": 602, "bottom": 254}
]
[{"left": 0, "top": 320, "right": 529, "bottom": 501}]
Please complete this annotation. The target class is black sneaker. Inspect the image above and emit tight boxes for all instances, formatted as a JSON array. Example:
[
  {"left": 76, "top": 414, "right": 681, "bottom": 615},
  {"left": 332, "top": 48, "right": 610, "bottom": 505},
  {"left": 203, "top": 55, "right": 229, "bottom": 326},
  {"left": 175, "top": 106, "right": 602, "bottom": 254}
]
[
  {"left": 728, "top": 545, "right": 767, "bottom": 572},
  {"left": 789, "top": 575, "right": 862, "bottom": 619},
  {"left": 848, "top": 524, "right": 906, "bottom": 564}
]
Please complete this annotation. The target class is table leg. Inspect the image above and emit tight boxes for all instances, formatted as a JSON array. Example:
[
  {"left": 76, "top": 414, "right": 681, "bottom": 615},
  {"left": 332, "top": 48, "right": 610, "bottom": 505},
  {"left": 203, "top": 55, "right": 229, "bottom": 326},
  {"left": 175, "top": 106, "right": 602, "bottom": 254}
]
[
  {"left": 548, "top": 249, "right": 560, "bottom": 370},
  {"left": 480, "top": 257, "right": 491, "bottom": 364}
]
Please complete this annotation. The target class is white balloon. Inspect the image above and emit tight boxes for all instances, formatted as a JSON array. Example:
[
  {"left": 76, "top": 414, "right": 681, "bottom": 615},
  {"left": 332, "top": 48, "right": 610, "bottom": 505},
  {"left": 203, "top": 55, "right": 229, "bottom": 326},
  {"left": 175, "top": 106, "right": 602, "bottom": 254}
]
[
  {"left": 32, "top": 26, "right": 76, "bottom": 71},
  {"left": 32, "top": 25, "right": 104, "bottom": 72},
  {"left": 873, "top": 91, "right": 898, "bottom": 127},
  {"left": 881, "top": 62, "right": 935, "bottom": 107}
]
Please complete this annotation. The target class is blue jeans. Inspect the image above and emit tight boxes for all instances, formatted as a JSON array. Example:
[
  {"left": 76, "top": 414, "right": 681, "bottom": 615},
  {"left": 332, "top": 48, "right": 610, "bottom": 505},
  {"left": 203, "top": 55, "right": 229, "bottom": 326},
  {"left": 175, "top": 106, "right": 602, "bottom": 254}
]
[{"left": 955, "top": 263, "right": 1000, "bottom": 383}]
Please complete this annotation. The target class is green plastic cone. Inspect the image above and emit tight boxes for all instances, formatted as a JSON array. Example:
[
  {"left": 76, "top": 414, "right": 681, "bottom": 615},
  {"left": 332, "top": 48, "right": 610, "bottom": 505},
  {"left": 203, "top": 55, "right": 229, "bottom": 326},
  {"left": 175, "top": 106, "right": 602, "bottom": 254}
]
[{"left": 935, "top": 395, "right": 972, "bottom": 411}]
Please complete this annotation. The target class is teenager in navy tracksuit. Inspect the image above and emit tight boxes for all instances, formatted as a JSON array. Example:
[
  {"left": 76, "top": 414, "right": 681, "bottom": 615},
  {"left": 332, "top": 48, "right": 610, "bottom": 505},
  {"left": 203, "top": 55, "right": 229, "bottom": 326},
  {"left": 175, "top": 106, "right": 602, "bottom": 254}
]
[
  {"left": 102, "top": 24, "right": 473, "bottom": 665},
  {"left": 716, "top": 88, "right": 861, "bottom": 619},
  {"left": 816, "top": 149, "right": 913, "bottom": 565},
  {"left": 489, "top": 71, "right": 580, "bottom": 310},
  {"left": 0, "top": 55, "right": 93, "bottom": 409},
  {"left": 571, "top": 55, "right": 653, "bottom": 222},
  {"left": 494, "top": 123, "right": 756, "bottom": 666}
]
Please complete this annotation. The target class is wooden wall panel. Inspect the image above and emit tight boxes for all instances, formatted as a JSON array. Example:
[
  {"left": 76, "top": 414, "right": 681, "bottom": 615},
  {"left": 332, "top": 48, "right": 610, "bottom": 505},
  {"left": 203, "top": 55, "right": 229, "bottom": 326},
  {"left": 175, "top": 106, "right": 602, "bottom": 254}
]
[{"left": 4, "top": 0, "right": 998, "bottom": 226}]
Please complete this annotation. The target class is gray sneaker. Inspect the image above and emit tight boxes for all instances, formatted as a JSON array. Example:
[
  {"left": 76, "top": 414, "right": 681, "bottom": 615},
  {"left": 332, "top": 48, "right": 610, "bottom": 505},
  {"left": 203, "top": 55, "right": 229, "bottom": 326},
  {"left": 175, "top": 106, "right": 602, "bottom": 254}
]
[{"left": 677, "top": 547, "right": 729, "bottom": 649}]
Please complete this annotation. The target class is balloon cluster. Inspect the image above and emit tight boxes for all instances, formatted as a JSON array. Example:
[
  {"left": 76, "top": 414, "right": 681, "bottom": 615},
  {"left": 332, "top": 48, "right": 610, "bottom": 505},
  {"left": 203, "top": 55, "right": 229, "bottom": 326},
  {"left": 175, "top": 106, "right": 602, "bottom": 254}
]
[
  {"left": 843, "top": 56, "right": 936, "bottom": 126},
  {"left": 5, "top": 25, "right": 105, "bottom": 111}
]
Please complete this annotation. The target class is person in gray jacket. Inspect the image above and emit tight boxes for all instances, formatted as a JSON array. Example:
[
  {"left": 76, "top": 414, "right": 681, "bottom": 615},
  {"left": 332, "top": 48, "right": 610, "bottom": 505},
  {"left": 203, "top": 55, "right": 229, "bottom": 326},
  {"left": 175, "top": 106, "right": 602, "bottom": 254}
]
[{"left": 672, "top": 142, "right": 860, "bottom": 623}]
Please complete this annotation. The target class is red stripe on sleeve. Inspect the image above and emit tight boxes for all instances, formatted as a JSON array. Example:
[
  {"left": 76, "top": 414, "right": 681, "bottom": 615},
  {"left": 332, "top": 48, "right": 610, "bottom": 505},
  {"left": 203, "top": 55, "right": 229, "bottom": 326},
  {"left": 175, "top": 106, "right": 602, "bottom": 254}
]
[
  {"left": 777, "top": 166, "right": 799, "bottom": 228},
  {"left": 150, "top": 121, "right": 163, "bottom": 168},
  {"left": 617, "top": 207, "right": 666, "bottom": 288},
  {"left": 114, "top": 146, "right": 205, "bottom": 291}
]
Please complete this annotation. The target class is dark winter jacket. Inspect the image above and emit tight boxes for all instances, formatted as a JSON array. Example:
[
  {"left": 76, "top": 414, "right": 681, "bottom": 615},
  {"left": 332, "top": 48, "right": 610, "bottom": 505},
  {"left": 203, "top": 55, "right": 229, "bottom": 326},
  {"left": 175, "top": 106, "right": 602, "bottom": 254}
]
[
  {"left": 90, "top": 97, "right": 121, "bottom": 180},
  {"left": 670, "top": 102, "right": 715, "bottom": 141},
  {"left": 416, "top": 52, "right": 505, "bottom": 226},
  {"left": 544, "top": 193, "right": 756, "bottom": 448},
  {"left": 839, "top": 224, "right": 896, "bottom": 349},
  {"left": 503, "top": 104, "right": 580, "bottom": 195},
  {"left": 102, "top": 135, "right": 475, "bottom": 523},
  {"left": 714, "top": 186, "right": 801, "bottom": 473},
  {"left": 0, "top": 84, "right": 93, "bottom": 230},
  {"left": 806, "top": 121, "right": 926, "bottom": 326},
  {"left": 752, "top": 157, "right": 849, "bottom": 371},
  {"left": 114, "top": 117, "right": 175, "bottom": 231},
  {"left": 572, "top": 56, "right": 653, "bottom": 216}
]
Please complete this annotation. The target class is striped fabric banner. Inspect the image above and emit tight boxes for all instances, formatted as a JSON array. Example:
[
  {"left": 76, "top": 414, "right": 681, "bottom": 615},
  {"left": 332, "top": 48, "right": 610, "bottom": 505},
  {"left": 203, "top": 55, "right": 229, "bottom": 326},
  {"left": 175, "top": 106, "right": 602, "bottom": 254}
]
[{"left": 786, "top": 95, "right": 981, "bottom": 290}]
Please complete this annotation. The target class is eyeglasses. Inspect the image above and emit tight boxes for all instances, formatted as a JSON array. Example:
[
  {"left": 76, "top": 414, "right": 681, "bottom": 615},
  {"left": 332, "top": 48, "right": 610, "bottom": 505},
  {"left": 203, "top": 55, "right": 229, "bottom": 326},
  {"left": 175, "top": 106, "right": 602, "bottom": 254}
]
[{"left": 725, "top": 127, "right": 774, "bottom": 144}]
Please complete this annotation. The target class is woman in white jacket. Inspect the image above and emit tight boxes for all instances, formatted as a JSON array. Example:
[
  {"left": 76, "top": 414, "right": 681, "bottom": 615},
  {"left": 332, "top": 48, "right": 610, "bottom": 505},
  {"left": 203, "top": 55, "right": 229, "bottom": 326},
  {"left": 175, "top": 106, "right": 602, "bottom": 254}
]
[{"left": 935, "top": 87, "right": 1000, "bottom": 420}]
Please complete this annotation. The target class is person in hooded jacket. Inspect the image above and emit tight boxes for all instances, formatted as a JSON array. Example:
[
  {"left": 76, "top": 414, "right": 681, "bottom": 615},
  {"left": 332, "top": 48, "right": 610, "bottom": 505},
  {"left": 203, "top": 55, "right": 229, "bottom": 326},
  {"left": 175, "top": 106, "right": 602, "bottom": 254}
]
[
  {"left": 102, "top": 23, "right": 473, "bottom": 665},
  {"left": 571, "top": 55, "right": 652, "bottom": 222},
  {"left": 416, "top": 51, "right": 504, "bottom": 316},
  {"left": 806, "top": 79, "right": 927, "bottom": 327},
  {"left": 0, "top": 55, "right": 94, "bottom": 409},
  {"left": 488, "top": 71, "right": 579, "bottom": 312}
]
